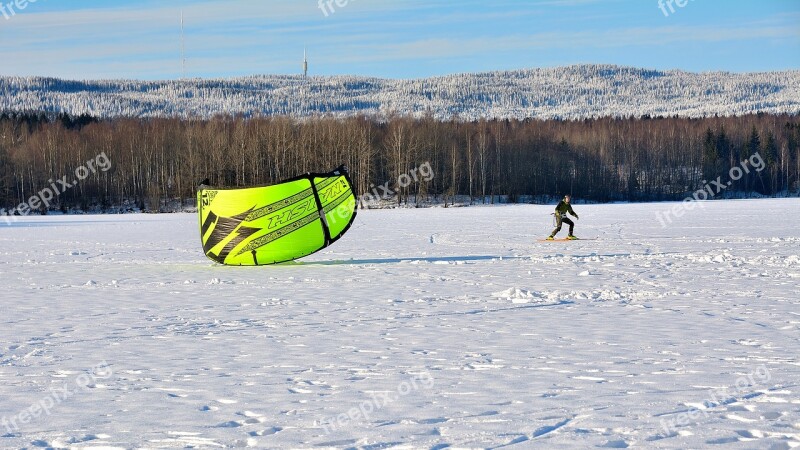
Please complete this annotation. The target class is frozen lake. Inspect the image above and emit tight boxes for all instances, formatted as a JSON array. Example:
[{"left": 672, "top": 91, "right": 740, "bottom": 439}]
[{"left": 1, "top": 199, "right": 799, "bottom": 449}]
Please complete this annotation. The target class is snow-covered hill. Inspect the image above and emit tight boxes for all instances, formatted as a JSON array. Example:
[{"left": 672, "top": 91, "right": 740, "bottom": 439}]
[{"left": 2, "top": 65, "right": 799, "bottom": 120}]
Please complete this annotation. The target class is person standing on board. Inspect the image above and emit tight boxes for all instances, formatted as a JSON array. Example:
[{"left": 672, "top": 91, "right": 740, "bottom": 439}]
[{"left": 547, "top": 195, "right": 579, "bottom": 240}]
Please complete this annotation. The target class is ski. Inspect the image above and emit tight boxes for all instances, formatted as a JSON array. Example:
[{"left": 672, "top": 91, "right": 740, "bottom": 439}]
[{"left": 537, "top": 237, "right": 597, "bottom": 242}]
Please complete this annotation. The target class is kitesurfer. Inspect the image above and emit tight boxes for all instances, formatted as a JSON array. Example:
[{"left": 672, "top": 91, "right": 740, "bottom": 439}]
[{"left": 547, "top": 195, "right": 579, "bottom": 240}]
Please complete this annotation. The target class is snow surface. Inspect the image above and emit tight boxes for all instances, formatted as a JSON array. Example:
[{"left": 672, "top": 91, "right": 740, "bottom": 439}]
[{"left": 1, "top": 199, "right": 799, "bottom": 449}]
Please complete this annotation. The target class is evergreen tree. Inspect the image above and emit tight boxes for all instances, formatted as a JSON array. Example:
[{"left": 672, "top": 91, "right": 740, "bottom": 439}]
[
  {"left": 747, "top": 126, "right": 761, "bottom": 155},
  {"left": 716, "top": 126, "right": 732, "bottom": 169},
  {"left": 702, "top": 127, "right": 719, "bottom": 182},
  {"left": 762, "top": 132, "right": 778, "bottom": 194},
  {"left": 747, "top": 126, "right": 762, "bottom": 194},
  {"left": 787, "top": 123, "right": 800, "bottom": 193},
  {"left": 0, "top": 146, "right": 11, "bottom": 208}
]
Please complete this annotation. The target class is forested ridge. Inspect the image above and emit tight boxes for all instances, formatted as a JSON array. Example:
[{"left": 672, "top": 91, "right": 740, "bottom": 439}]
[
  {"left": 2, "top": 65, "right": 799, "bottom": 121},
  {"left": 1, "top": 112, "right": 798, "bottom": 213}
]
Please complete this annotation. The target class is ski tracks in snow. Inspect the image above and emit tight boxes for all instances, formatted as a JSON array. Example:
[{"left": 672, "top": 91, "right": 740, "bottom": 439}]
[{"left": 1, "top": 202, "right": 799, "bottom": 448}]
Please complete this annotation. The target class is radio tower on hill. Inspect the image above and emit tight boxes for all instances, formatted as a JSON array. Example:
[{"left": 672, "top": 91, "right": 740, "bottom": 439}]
[
  {"left": 303, "top": 48, "right": 308, "bottom": 78},
  {"left": 180, "top": 11, "right": 186, "bottom": 79}
]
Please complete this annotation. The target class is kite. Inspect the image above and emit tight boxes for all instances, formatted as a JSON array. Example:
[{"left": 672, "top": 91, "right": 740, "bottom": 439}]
[{"left": 197, "top": 166, "right": 357, "bottom": 265}]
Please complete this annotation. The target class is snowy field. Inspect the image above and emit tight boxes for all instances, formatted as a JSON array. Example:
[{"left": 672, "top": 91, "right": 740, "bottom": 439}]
[{"left": 1, "top": 199, "right": 799, "bottom": 449}]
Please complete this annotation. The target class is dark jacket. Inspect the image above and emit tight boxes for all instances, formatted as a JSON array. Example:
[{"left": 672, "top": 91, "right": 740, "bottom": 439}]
[{"left": 555, "top": 200, "right": 577, "bottom": 218}]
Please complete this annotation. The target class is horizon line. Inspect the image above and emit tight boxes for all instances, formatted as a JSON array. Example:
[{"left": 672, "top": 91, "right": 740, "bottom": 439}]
[{"left": 4, "top": 63, "right": 800, "bottom": 83}]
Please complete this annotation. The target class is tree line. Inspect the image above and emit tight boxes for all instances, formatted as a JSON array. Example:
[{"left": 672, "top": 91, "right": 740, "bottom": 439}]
[{"left": 1, "top": 112, "right": 799, "bottom": 213}]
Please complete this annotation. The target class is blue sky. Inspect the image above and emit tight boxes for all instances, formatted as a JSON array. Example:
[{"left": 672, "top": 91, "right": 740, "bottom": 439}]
[{"left": 1, "top": 0, "right": 798, "bottom": 80}]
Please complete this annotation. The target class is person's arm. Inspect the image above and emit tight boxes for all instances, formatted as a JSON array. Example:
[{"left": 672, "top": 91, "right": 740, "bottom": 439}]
[{"left": 569, "top": 204, "right": 579, "bottom": 219}]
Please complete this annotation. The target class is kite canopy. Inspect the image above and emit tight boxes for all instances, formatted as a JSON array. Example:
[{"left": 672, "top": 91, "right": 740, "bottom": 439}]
[{"left": 197, "top": 166, "right": 357, "bottom": 266}]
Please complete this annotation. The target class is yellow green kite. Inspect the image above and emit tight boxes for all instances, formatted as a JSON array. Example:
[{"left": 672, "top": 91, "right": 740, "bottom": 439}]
[{"left": 197, "top": 166, "right": 357, "bottom": 265}]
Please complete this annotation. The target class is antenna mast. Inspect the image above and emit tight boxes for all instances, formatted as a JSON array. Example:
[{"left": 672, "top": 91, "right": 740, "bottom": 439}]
[
  {"left": 303, "top": 47, "right": 308, "bottom": 78},
  {"left": 180, "top": 11, "right": 186, "bottom": 79}
]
